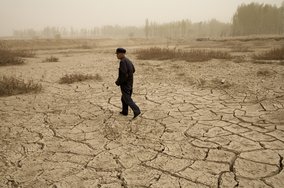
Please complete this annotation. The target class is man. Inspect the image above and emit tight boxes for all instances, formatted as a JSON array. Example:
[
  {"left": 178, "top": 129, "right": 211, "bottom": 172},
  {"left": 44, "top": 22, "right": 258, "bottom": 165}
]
[{"left": 115, "top": 48, "right": 141, "bottom": 119}]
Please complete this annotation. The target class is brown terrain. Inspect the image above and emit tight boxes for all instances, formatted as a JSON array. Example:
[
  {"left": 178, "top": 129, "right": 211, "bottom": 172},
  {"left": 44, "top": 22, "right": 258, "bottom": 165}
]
[{"left": 0, "top": 37, "right": 284, "bottom": 188}]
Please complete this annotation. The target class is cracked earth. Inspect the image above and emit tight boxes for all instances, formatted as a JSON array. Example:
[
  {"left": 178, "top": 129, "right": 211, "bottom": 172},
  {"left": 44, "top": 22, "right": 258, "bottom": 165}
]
[{"left": 0, "top": 39, "right": 284, "bottom": 188}]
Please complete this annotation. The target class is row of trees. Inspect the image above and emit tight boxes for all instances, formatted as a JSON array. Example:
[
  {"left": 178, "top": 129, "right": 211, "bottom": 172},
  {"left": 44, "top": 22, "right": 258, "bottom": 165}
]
[
  {"left": 13, "top": 2, "right": 284, "bottom": 39},
  {"left": 232, "top": 2, "right": 284, "bottom": 35},
  {"left": 11, "top": 20, "right": 233, "bottom": 39},
  {"left": 144, "top": 19, "right": 231, "bottom": 38},
  {"left": 12, "top": 19, "right": 233, "bottom": 39},
  {"left": 145, "top": 2, "right": 284, "bottom": 38},
  {"left": 13, "top": 26, "right": 144, "bottom": 39}
]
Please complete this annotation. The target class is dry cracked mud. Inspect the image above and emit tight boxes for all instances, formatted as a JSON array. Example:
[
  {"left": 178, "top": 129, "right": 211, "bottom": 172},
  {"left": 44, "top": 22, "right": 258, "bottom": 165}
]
[{"left": 0, "top": 39, "right": 284, "bottom": 188}]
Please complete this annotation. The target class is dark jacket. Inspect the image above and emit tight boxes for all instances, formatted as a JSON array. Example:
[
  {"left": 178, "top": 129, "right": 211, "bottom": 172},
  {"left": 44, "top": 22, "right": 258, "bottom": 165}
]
[{"left": 116, "top": 57, "right": 135, "bottom": 89}]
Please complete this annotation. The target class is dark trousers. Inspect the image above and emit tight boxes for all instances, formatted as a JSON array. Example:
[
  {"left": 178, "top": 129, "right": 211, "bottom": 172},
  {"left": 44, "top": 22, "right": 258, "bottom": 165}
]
[{"left": 121, "top": 86, "right": 140, "bottom": 115}]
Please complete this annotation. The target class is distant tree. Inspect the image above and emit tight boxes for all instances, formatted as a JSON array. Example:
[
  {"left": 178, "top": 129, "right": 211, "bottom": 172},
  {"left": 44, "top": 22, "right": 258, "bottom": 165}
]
[
  {"left": 128, "top": 32, "right": 134, "bottom": 38},
  {"left": 54, "top": 33, "right": 61, "bottom": 40},
  {"left": 282, "top": 1, "right": 284, "bottom": 32},
  {"left": 145, "top": 19, "right": 149, "bottom": 39}
]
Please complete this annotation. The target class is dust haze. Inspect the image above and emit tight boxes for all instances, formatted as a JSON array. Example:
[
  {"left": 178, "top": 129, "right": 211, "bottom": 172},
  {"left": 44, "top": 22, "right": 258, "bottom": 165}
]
[
  {"left": 1, "top": 0, "right": 284, "bottom": 188},
  {"left": 0, "top": 0, "right": 283, "bottom": 37}
]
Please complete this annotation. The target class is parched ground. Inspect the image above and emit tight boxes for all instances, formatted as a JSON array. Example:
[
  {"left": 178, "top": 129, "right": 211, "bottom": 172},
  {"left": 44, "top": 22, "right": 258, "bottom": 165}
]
[{"left": 0, "top": 38, "right": 284, "bottom": 188}]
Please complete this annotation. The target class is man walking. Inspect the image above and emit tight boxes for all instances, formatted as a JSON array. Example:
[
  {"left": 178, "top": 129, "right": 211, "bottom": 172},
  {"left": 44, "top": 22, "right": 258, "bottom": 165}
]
[{"left": 115, "top": 48, "right": 141, "bottom": 119}]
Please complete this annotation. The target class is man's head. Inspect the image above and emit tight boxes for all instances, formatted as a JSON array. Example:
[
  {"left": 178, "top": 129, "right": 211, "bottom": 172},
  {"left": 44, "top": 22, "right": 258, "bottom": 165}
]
[{"left": 116, "top": 48, "right": 126, "bottom": 59}]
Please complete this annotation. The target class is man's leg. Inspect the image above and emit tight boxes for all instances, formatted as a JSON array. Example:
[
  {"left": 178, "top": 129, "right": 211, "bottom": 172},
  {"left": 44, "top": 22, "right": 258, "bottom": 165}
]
[
  {"left": 121, "top": 88, "right": 140, "bottom": 117},
  {"left": 121, "top": 95, "right": 128, "bottom": 115}
]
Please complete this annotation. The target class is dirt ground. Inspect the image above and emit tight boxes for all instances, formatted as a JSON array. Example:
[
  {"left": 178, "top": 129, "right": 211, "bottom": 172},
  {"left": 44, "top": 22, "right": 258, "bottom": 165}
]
[{"left": 0, "top": 38, "right": 284, "bottom": 188}]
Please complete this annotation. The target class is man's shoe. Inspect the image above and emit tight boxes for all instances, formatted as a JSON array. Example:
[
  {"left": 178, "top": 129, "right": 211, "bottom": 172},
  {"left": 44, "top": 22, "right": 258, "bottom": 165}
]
[
  {"left": 120, "top": 112, "right": 128, "bottom": 116},
  {"left": 133, "top": 112, "right": 141, "bottom": 119}
]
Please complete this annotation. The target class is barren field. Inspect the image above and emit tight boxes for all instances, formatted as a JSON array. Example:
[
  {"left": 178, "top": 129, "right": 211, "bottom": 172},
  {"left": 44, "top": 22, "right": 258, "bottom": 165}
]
[{"left": 1, "top": 38, "right": 284, "bottom": 188}]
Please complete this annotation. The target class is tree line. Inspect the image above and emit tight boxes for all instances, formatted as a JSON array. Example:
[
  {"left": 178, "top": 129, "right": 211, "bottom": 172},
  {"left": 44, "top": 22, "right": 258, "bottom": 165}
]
[
  {"left": 144, "top": 19, "right": 231, "bottom": 39},
  {"left": 144, "top": 2, "right": 284, "bottom": 38},
  {"left": 13, "top": 26, "right": 144, "bottom": 39},
  {"left": 13, "top": 2, "right": 284, "bottom": 39},
  {"left": 232, "top": 2, "right": 284, "bottom": 35}
]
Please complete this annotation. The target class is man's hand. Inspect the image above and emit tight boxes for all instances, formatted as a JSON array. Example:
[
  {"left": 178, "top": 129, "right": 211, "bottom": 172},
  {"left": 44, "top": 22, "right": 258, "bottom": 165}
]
[{"left": 115, "top": 80, "right": 120, "bottom": 86}]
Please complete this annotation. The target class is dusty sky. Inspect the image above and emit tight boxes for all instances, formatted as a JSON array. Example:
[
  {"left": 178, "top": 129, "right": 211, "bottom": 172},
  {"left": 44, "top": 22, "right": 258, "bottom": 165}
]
[{"left": 0, "top": 0, "right": 283, "bottom": 36}]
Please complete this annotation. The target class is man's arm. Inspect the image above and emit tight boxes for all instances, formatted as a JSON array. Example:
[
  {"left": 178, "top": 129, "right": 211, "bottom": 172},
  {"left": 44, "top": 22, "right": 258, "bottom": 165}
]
[
  {"left": 116, "top": 61, "right": 128, "bottom": 86},
  {"left": 132, "top": 63, "right": 135, "bottom": 73}
]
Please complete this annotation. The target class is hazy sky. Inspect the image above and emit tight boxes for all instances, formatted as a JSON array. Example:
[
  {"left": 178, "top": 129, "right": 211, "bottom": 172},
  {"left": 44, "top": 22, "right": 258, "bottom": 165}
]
[{"left": 0, "top": 0, "right": 283, "bottom": 36}]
